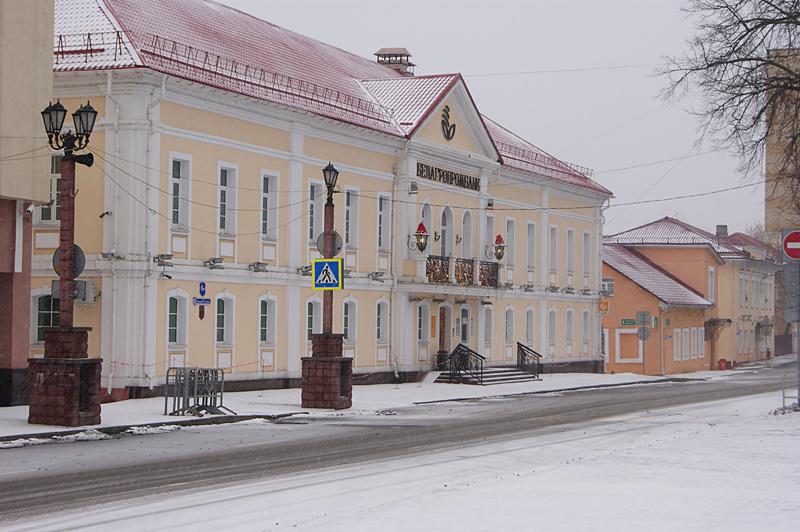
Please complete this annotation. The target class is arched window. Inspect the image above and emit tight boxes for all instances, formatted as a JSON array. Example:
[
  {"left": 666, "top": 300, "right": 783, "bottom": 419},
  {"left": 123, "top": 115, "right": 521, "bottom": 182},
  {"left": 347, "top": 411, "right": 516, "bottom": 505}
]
[
  {"left": 440, "top": 207, "right": 453, "bottom": 256},
  {"left": 460, "top": 306, "right": 470, "bottom": 343},
  {"left": 35, "top": 294, "right": 59, "bottom": 342},
  {"left": 306, "top": 299, "right": 321, "bottom": 341},
  {"left": 582, "top": 310, "right": 590, "bottom": 353},
  {"left": 376, "top": 301, "right": 389, "bottom": 343},
  {"left": 566, "top": 310, "right": 574, "bottom": 343},
  {"left": 168, "top": 293, "right": 188, "bottom": 345},
  {"left": 461, "top": 210, "right": 472, "bottom": 259},
  {"left": 505, "top": 307, "right": 514, "bottom": 344},
  {"left": 215, "top": 296, "right": 234, "bottom": 345},
  {"left": 259, "top": 297, "right": 277, "bottom": 345},
  {"left": 343, "top": 299, "right": 357, "bottom": 343},
  {"left": 525, "top": 308, "right": 535, "bottom": 345},
  {"left": 548, "top": 309, "right": 557, "bottom": 348}
]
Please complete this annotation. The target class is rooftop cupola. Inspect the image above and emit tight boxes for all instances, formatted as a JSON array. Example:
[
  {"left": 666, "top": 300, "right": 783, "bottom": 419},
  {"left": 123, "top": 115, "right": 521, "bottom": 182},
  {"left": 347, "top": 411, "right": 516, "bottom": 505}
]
[{"left": 375, "top": 48, "right": 415, "bottom": 76}]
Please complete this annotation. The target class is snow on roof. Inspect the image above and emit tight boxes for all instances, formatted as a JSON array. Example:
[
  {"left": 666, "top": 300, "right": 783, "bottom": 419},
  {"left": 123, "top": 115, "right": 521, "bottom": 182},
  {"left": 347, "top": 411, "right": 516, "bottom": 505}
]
[
  {"left": 722, "top": 232, "right": 779, "bottom": 262},
  {"left": 53, "top": 0, "right": 611, "bottom": 196},
  {"left": 603, "top": 244, "right": 713, "bottom": 307},
  {"left": 605, "top": 217, "right": 747, "bottom": 258}
]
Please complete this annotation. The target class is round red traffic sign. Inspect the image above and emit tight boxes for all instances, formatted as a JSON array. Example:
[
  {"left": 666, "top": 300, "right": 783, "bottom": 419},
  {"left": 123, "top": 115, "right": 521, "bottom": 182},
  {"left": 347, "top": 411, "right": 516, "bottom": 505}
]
[{"left": 783, "top": 230, "right": 800, "bottom": 260}]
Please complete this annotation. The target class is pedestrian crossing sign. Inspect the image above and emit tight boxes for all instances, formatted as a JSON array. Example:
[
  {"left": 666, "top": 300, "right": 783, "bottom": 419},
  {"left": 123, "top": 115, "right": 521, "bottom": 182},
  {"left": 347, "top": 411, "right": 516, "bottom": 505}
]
[{"left": 312, "top": 258, "right": 343, "bottom": 290}]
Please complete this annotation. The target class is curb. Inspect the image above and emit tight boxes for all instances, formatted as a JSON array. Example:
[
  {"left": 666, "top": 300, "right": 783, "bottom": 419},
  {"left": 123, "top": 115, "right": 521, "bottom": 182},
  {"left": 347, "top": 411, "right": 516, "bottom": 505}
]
[
  {"left": 412, "top": 377, "right": 706, "bottom": 405},
  {"left": 0, "top": 412, "right": 308, "bottom": 444}
]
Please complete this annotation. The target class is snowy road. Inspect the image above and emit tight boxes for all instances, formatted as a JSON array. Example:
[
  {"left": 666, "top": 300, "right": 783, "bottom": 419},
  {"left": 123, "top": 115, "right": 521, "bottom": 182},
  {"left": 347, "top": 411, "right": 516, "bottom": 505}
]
[
  {"left": 4, "top": 392, "right": 799, "bottom": 531},
  {"left": 0, "top": 365, "right": 796, "bottom": 530}
]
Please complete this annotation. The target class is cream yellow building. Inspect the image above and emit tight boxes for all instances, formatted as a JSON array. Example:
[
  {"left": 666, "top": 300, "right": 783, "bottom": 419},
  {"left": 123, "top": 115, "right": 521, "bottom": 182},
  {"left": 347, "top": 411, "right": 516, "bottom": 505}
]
[{"left": 35, "top": 0, "right": 611, "bottom": 396}]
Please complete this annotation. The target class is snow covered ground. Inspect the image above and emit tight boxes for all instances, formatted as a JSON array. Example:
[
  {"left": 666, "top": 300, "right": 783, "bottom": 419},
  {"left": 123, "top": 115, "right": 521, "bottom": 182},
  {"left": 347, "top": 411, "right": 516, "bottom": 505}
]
[
  {"left": 7, "top": 392, "right": 798, "bottom": 531},
  {"left": 0, "top": 370, "right": 690, "bottom": 439}
]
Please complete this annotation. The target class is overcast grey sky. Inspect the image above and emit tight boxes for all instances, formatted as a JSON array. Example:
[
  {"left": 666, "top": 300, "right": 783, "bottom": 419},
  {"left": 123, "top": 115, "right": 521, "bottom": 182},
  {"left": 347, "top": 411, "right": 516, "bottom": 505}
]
[{"left": 219, "top": 0, "right": 762, "bottom": 236}]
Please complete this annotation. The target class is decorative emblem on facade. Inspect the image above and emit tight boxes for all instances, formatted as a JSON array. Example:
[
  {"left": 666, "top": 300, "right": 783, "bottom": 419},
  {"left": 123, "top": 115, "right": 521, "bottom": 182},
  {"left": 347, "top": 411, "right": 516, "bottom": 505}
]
[{"left": 441, "top": 105, "right": 456, "bottom": 140}]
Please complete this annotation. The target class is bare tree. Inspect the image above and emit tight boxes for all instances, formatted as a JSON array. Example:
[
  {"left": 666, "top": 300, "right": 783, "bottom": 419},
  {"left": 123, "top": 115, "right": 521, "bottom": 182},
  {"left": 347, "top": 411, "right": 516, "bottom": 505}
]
[{"left": 663, "top": 1, "right": 800, "bottom": 212}]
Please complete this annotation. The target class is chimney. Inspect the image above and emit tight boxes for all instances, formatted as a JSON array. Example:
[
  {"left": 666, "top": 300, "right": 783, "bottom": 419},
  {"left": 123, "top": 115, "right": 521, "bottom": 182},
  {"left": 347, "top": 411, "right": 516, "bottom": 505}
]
[
  {"left": 374, "top": 48, "right": 415, "bottom": 76},
  {"left": 716, "top": 224, "right": 728, "bottom": 238}
]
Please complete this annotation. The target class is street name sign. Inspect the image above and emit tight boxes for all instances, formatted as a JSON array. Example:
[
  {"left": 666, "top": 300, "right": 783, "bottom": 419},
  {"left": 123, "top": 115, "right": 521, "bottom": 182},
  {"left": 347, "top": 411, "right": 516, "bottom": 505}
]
[
  {"left": 192, "top": 297, "right": 211, "bottom": 306},
  {"left": 312, "top": 258, "right": 343, "bottom": 290},
  {"left": 621, "top": 318, "right": 636, "bottom": 326}
]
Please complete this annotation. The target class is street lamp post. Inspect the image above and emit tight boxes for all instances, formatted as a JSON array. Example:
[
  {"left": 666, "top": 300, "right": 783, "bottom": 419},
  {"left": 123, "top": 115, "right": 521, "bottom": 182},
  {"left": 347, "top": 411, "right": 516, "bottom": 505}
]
[
  {"left": 301, "top": 163, "right": 352, "bottom": 410},
  {"left": 28, "top": 100, "right": 102, "bottom": 427}
]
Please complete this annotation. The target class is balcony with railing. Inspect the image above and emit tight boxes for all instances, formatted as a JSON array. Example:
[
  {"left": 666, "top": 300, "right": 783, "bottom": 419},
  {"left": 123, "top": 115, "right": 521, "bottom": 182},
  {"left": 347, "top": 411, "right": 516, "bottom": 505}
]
[
  {"left": 454, "top": 258, "right": 475, "bottom": 286},
  {"left": 426, "top": 255, "right": 450, "bottom": 284},
  {"left": 479, "top": 261, "right": 499, "bottom": 288}
]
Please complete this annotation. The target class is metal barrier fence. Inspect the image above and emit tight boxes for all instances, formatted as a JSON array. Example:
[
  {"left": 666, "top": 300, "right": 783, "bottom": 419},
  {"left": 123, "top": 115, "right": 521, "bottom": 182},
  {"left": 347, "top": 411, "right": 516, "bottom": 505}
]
[{"left": 164, "top": 367, "right": 236, "bottom": 416}]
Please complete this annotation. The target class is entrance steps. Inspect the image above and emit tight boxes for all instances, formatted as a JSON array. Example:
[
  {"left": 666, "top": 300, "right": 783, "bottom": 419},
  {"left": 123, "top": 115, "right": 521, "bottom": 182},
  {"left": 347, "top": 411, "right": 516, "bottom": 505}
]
[{"left": 434, "top": 365, "right": 541, "bottom": 386}]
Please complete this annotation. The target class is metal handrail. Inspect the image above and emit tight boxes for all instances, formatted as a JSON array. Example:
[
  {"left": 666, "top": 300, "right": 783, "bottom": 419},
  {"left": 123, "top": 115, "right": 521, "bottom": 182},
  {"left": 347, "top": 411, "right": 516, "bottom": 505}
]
[
  {"left": 448, "top": 343, "right": 486, "bottom": 385},
  {"left": 516, "top": 342, "right": 542, "bottom": 378}
]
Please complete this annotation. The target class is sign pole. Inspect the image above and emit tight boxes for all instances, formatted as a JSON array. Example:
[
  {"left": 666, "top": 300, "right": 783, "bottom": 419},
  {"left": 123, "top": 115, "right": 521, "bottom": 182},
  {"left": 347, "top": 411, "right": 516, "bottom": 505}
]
[
  {"left": 322, "top": 189, "right": 334, "bottom": 335},
  {"left": 780, "top": 229, "right": 800, "bottom": 405}
]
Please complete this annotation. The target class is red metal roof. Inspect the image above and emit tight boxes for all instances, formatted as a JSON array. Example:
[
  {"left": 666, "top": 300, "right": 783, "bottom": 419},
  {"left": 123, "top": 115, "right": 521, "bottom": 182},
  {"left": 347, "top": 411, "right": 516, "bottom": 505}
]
[
  {"left": 603, "top": 244, "right": 713, "bottom": 307},
  {"left": 722, "top": 232, "right": 779, "bottom": 262},
  {"left": 54, "top": 0, "right": 612, "bottom": 196},
  {"left": 605, "top": 217, "right": 747, "bottom": 258}
]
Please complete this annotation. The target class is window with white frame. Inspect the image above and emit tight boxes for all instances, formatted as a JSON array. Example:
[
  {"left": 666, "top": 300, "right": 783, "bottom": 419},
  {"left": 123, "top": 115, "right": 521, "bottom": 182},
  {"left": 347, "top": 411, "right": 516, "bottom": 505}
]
[
  {"left": 525, "top": 309, "right": 534, "bottom": 345},
  {"left": 377, "top": 196, "right": 390, "bottom": 251},
  {"left": 440, "top": 207, "right": 452, "bottom": 256},
  {"left": 376, "top": 301, "right": 389, "bottom": 343},
  {"left": 260, "top": 298, "right": 276, "bottom": 345},
  {"left": 170, "top": 158, "right": 190, "bottom": 228},
  {"left": 168, "top": 295, "right": 187, "bottom": 345},
  {"left": 215, "top": 297, "right": 233, "bottom": 345},
  {"left": 505, "top": 307, "right": 514, "bottom": 344},
  {"left": 582, "top": 310, "right": 590, "bottom": 349},
  {"left": 484, "top": 306, "right": 493, "bottom": 344},
  {"left": 307, "top": 300, "right": 321, "bottom": 341},
  {"left": 461, "top": 211, "right": 472, "bottom": 259},
  {"left": 261, "top": 174, "right": 278, "bottom": 240},
  {"left": 674, "top": 329, "right": 682, "bottom": 361},
  {"left": 700, "top": 327, "right": 705, "bottom": 358},
  {"left": 485, "top": 215, "right": 495, "bottom": 257},
  {"left": 460, "top": 306, "right": 470, "bottom": 343},
  {"left": 506, "top": 219, "right": 516, "bottom": 266},
  {"left": 601, "top": 278, "right": 615, "bottom": 296},
  {"left": 566, "top": 310, "right": 574, "bottom": 343},
  {"left": 417, "top": 304, "right": 429, "bottom": 342},
  {"left": 548, "top": 309, "right": 557, "bottom": 347},
  {"left": 583, "top": 232, "right": 590, "bottom": 281},
  {"left": 682, "top": 328, "right": 690, "bottom": 360},
  {"left": 549, "top": 226, "right": 557, "bottom": 274},
  {"left": 708, "top": 267, "right": 715, "bottom": 303},
  {"left": 691, "top": 328, "right": 698, "bottom": 359},
  {"left": 308, "top": 183, "right": 323, "bottom": 242},
  {"left": 567, "top": 229, "right": 575, "bottom": 273},
  {"left": 343, "top": 300, "right": 357, "bottom": 343},
  {"left": 35, "top": 294, "right": 59, "bottom": 342},
  {"left": 218, "top": 167, "right": 236, "bottom": 234},
  {"left": 344, "top": 191, "right": 358, "bottom": 247},
  {"left": 527, "top": 223, "right": 536, "bottom": 270},
  {"left": 38, "top": 155, "right": 62, "bottom": 223}
]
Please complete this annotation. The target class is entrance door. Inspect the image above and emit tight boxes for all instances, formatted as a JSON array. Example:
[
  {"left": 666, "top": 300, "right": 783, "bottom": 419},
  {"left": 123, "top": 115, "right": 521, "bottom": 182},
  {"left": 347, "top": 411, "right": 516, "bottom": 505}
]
[{"left": 439, "top": 307, "right": 447, "bottom": 353}]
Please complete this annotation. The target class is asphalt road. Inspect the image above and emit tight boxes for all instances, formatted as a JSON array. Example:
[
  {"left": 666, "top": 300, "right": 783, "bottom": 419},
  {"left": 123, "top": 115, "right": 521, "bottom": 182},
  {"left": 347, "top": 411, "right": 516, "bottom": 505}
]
[{"left": 0, "top": 362, "right": 796, "bottom": 524}]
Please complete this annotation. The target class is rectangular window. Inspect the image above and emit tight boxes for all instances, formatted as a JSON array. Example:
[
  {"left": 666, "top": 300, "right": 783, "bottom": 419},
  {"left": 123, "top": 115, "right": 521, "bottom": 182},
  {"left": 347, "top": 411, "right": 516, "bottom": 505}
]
[
  {"left": 566, "top": 311, "right": 574, "bottom": 342},
  {"left": 377, "top": 196, "right": 390, "bottom": 251},
  {"left": 682, "top": 328, "right": 690, "bottom": 360},
  {"left": 308, "top": 184, "right": 320, "bottom": 242},
  {"left": 40, "top": 156, "right": 62, "bottom": 222},
  {"left": 674, "top": 329, "right": 681, "bottom": 361},
  {"left": 307, "top": 301, "right": 315, "bottom": 341},
  {"left": 261, "top": 175, "right": 271, "bottom": 239},
  {"left": 506, "top": 219, "right": 516, "bottom": 265},
  {"left": 690, "top": 328, "right": 698, "bottom": 359},
  {"left": 216, "top": 299, "right": 226, "bottom": 343},
  {"left": 526, "top": 223, "right": 536, "bottom": 269},
  {"left": 376, "top": 303, "right": 388, "bottom": 342},
  {"left": 601, "top": 278, "right": 615, "bottom": 296},
  {"left": 343, "top": 301, "right": 354, "bottom": 342},
  {"left": 526, "top": 311, "right": 534, "bottom": 344},
  {"left": 484, "top": 307, "right": 492, "bottom": 343},
  {"left": 260, "top": 300, "right": 269, "bottom": 343},
  {"left": 417, "top": 305, "right": 428, "bottom": 342},
  {"left": 36, "top": 295, "right": 59, "bottom": 342},
  {"left": 582, "top": 311, "right": 590, "bottom": 346},
  {"left": 505, "top": 309, "right": 514, "bottom": 344},
  {"left": 218, "top": 167, "right": 235, "bottom": 233},
  {"left": 344, "top": 191, "right": 359, "bottom": 246},
  {"left": 170, "top": 158, "right": 189, "bottom": 227},
  {"left": 583, "top": 232, "right": 590, "bottom": 278},
  {"left": 708, "top": 268, "right": 715, "bottom": 303},
  {"left": 168, "top": 297, "right": 178, "bottom": 344},
  {"left": 549, "top": 227, "right": 557, "bottom": 272},
  {"left": 567, "top": 229, "right": 575, "bottom": 273}
]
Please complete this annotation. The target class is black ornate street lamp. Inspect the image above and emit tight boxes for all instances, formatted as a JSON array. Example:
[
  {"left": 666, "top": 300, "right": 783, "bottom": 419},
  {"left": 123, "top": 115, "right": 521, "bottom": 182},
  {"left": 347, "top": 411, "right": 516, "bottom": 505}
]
[
  {"left": 484, "top": 233, "right": 506, "bottom": 261},
  {"left": 407, "top": 221, "right": 429, "bottom": 252}
]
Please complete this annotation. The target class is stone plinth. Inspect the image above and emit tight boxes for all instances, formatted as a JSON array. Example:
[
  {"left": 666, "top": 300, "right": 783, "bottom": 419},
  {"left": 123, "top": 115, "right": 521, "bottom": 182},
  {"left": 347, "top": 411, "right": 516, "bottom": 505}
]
[
  {"left": 28, "top": 326, "right": 102, "bottom": 426},
  {"left": 301, "top": 333, "right": 352, "bottom": 409},
  {"left": 28, "top": 357, "right": 102, "bottom": 426}
]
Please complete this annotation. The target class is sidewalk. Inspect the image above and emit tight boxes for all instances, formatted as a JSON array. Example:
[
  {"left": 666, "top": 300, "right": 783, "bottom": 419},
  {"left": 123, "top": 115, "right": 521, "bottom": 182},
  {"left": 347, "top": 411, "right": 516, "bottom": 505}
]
[{"left": 0, "top": 361, "right": 779, "bottom": 444}]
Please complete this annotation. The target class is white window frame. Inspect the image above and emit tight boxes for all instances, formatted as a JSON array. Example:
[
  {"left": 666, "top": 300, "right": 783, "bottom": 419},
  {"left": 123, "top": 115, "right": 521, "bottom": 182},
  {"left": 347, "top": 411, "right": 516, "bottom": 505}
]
[
  {"left": 343, "top": 298, "right": 357, "bottom": 343},
  {"left": 525, "top": 308, "right": 535, "bottom": 345},
  {"left": 344, "top": 189, "right": 359, "bottom": 248},
  {"left": 461, "top": 210, "right": 472, "bottom": 259},
  {"left": 674, "top": 328, "right": 682, "bottom": 361},
  {"left": 682, "top": 328, "right": 690, "bottom": 361},
  {"left": 708, "top": 267, "right": 715, "bottom": 304},
  {"left": 549, "top": 226, "right": 558, "bottom": 275},
  {"left": 36, "top": 155, "right": 62, "bottom": 224},
  {"left": 261, "top": 171, "right": 280, "bottom": 241},
  {"left": 259, "top": 295, "right": 277, "bottom": 347},
  {"left": 459, "top": 305, "right": 471, "bottom": 343},
  {"left": 504, "top": 307, "right": 514, "bottom": 345},
  {"left": 566, "top": 309, "right": 574, "bottom": 343},
  {"left": 417, "top": 303, "right": 430, "bottom": 343},
  {"left": 32, "top": 292, "right": 59, "bottom": 344},
  {"left": 218, "top": 163, "right": 237, "bottom": 236},
  {"left": 377, "top": 194, "right": 391, "bottom": 252},
  {"left": 308, "top": 181, "right": 324, "bottom": 244},
  {"left": 505, "top": 218, "right": 516, "bottom": 266},
  {"left": 548, "top": 309, "right": 557, "bottom": 348},
  {"left": 167, "top": 291, "right": 189, "bottom": 347},
  {"left": 582, "top": 231, "right": 591, "bottom": 286},
  {"left": 582, "top": 309, "right": 590, "bottom": 353},
  {"left": 169, "top": 154, "right": 191, "bottom": 230},
  {"left": 376, "top": 299, "right": 389, "bottom": 343},
  {"left": 484, "top": 306, "right": 493, "bottom": 345},
  {"left": 306, "top": 298, "right": 322, "bottom": 341},
  {"left": 215, "top": 294, "right": 235, "bottom": 347},
  {"left": 567, "top": 229, "right": 575, "bottom": 273}
]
